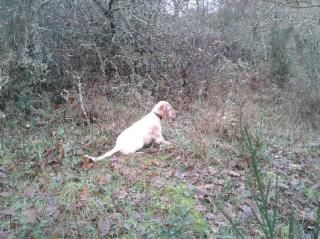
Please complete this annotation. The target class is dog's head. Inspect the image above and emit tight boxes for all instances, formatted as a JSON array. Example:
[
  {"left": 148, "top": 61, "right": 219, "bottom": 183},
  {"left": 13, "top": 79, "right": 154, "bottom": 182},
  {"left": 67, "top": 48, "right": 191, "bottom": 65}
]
[{"left": 153, "top": 101, "right": 176, "bottom": 120}]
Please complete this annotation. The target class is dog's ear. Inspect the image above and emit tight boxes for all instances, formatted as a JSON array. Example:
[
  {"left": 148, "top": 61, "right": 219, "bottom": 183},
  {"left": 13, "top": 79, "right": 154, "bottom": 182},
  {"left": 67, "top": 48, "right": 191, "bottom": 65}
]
[
  {"left": 165, "top": 105, "right": 170, "bottom": 119},
  {"left": 159, "top": 104, "right": 167, "bottom": 119}
]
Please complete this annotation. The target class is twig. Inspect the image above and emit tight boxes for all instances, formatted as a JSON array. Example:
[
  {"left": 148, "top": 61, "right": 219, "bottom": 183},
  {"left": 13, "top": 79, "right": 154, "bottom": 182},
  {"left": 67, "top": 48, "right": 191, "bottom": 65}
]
[
  {"left": 77, "top": 78, "right": 90, "bottom": 126},
  {"left": 261, "top": 0, "right": 320, "bottom": 8},
  {"left": 67, "top": 70, "right": 90, "bottom": 126}
]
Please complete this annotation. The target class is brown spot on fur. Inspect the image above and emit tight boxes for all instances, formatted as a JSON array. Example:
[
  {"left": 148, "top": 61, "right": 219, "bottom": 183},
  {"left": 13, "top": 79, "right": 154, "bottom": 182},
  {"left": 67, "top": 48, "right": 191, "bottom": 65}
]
[{"left": 159, "top": 104, "right": 169, "bottom": 119}]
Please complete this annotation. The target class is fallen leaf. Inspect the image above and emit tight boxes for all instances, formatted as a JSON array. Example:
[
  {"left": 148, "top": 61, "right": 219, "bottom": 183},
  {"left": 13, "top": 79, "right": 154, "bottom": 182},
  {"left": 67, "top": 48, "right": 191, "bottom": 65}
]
[
  {"left": 79, "top": 186, "right": 89, "bottom": 202},
  {"left": 80, "top": 143, "right": 91, "bottom": 149},
  {"left": 194, "top": 184, "right": 214, "bottom": 200},
  {"left": 97, "top": 174, "right": 112, "bottom": 185},
  {"left": 112, "top": 190, "right": 128, "bottom": 200},
  {"left": 0, "top": 209, "right": 16, "bottom": 217},
  {"left": 98, "top": 217, "right": 112, "bottom": 237},
  {"left": 289, "top": 163, "right": 302, "bottom": 170},
  {"left": 21, "top": 186, "right": 37, "bottom": 198},
  {"left": 278, "top": 182, "right": 289, "bottom": 189},
  {"left": 80, "top": 156, "right": 96, "bottom": 170},
  {"left": 0, "top": 191, "right": 12, "bottom": 197},
  {"left": 46, "top": 205, "right": 64, "bottom": 219},
  {"left": 23, "top": 208, "right": 38, "bottom": 224},
  {"left": 298, "top": 210, "right": 316, "bottom": 224},
  {"left": 209, "top": 223, "right": 219, "bottom": 233},
  {"left": 55, "top": 138, "right": 64, "bottom": 161},
  {"left": 50, "top": 128, "right": 57, "bottom": 137},
  {"left": 229, "top": 159, "right": 247, "bottom": 170},
  {"left": 75, "top": 148, "right": 85, "bottom": 156},
  {"left": 43, "top": 147, "right": 54, "bottom": 161},
  {"left": 0, "top": 231, "right": 7, "bottom": 239},
  {"left": 290, "top": 178, "right": 300, "bottom": 187},
  {"left": 163, "top": 169, "right": 174, "bottom": 178},
  {"left": 195, "top": 204, "right": 207, "bottom": 212},
  {"left": 109, "top": 159, "right": 121, "bottom": 171},
  {"left": 0, "top": 171, "right": 7, "bottom": 179},
  {"left": 151, "top": 178, "right": 168, "bottom": 188},
  {"left": 205, "top": 213, "right": 215, "bottom": 220},
  {"left": 228, "top": 170, "right": 241, "bottom": 177},
  {"left": 131, "top": 193, "right": 148, "bottom": 205},
  {"left": 237, "top": 205, "right": 253, "bottom": 220},
  {"left": 208, "top": 166, "right": 218, "bottom": 175},
  {"left": 151, "top": 159, "right": 161, "bottom": 166},
  {"left": 10, "top": 222, "right": 18, "bottom": 230},
  {"left": 51, "top": 230, "right": 63, "bottom": 239},
  {"left": 147, "top": 171, "right": 160, "bottom": 181}
]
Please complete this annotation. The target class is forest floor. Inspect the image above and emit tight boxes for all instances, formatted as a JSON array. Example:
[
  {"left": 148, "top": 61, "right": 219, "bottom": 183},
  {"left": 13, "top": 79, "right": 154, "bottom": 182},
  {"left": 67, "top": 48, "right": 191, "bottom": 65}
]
[{"left": 0, "top": 84, "right": 319, "bottom": 238}]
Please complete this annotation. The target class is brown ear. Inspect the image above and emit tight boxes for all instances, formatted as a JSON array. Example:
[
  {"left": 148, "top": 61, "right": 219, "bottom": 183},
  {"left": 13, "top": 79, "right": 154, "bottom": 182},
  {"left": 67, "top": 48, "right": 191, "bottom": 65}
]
[{"left": 159, "top": 104, "right": 167, "bottom": 119}]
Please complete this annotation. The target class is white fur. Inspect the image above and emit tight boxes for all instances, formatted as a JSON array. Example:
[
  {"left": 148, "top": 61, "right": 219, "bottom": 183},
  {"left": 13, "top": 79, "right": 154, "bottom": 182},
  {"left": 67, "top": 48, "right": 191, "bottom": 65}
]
[{"left": 84, "top": 101, "right": 176, "bottom": 161}]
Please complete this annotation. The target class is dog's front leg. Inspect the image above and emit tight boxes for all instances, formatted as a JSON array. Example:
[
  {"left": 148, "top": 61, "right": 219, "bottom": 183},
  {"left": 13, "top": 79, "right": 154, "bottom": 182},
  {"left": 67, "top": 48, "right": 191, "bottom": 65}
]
[{"left": 155, "top": 134, "right": 171, "bottom": 145}]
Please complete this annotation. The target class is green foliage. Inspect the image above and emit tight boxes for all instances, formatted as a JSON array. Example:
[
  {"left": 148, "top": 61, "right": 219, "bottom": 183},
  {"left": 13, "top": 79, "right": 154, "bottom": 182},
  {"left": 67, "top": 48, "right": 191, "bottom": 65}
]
[
  {"left": 243, "top": 128, "right": 279, "bottom": 239},
  {"left": 316, "top": 202, "right": 320, "bottom": 239},
  {"left": 288, "top": 209, "right": 295, "bottom": 239},
  {"left": 160, "top": 206, "right": 206, "bottom": 238},
  {"left": 147, "top": 184, "right": 209, "bottom": 238},
  {"left": 221, "top": 128, "right": 279, "bottom": 238}
]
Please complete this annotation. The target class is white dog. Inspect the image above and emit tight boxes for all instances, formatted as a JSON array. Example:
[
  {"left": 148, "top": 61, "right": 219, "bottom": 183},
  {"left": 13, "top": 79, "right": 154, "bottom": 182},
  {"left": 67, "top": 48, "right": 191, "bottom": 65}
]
[{"left": 84, "top": 101, "right": 176, "bottom": 161}]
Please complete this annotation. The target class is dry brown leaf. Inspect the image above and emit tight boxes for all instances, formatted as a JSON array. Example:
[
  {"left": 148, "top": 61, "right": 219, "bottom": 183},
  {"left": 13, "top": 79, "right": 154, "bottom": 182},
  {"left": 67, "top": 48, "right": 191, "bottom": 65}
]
[
  {"left": 151, "top": 159, "right": 161, "bottom": 166},
  {"left": 21, "top": 186, "right": 37, "bottom": 198},
  {"left": 298, "top": 210, "right": 316, "bottom": 224},
  {"left": 194, "top": 184, "right": 214, "bottom": 200},
  {"left": 79, "top": 186, "right": 89, "bottom": 202},
  {"left": 43, "top": 147, "right": 54, "bottom": 161},
  {"left": 207, "top": 166, "right": 218, "bottom": 175},
  {"left": 97, "top": 174, "right": 112, "bottom": 185},
  {"left": 163, "top": 169, "right": 174, "bottom": 178},
  {"left": 228, "top": 170, "right": 241, "bottom": 177},
  {"left": 112, "top": 190, "right": 128, "bottom": 200},
  {"left": 76, "top": 187, "right": 90, "bottom": 209},
  {"left": 80, "top": 156, "right": 96, "bottom": 170},
  {"left": 109, "top": 159, "right": 121, "bottom": 171},
  {"left": 0, "top": 191, "right": 12, "bottom": 197},
  {"left": 237, "top": 205, "right": 253, "bottom": 220},
  {"left": 217, "top": 179, "right": 225, "bottom": 185},
  {"left": 147, "top": 171, "right": 160, "bottom": 181},
  {"left": 75, "top": 148, "right": 85, "bottom": 156},
  {"left": 195, "top": 204, "right": 207, "bottom": 212},
  {"left": 10, "top": 222, "right": 18, "bottom": 230},
  {"left": 0, "top": 231, "right": 7, "bottom": 239},
  {"left": 0, "top": 209, "right": 16, "bottom": 217},
  {"left": 98, "top": 217, "right": 112, "bottom": 237},
  {"left": 55, "top": 138, "right": 64, "bottom": 161},
  {"left": 209, "top": 223, "right": 219, "bottom": 233},
  {"left": 43, "top": 139, "right": 64, "bottom": 165},
  {"left": 23, "top": 208, "right": 38, "bottom": 224},
  {"left": 131, "top": 193, "right": 148, "bottom": 205},
  {"left": 49, "top": 128, "right": 56, "bottom": 137},
  {"left": 46, "top": 205, "right": 64, "bottom": 219}
]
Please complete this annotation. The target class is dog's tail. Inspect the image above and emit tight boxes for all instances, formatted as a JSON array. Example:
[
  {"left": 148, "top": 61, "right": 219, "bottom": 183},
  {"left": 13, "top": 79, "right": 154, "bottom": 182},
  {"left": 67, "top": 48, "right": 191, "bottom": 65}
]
[{"left": 84, "top": 146, "right": 119, "bottom": 162}]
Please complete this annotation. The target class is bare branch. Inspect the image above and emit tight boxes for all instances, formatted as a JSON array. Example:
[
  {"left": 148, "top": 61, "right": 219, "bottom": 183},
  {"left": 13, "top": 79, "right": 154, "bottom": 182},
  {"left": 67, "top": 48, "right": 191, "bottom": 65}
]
[
  {"left": 67, "top": 70, "right": 90, "bottom": 126},
  {"left": 261, "top": 0, "right": 320, "bottom": 8}
]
